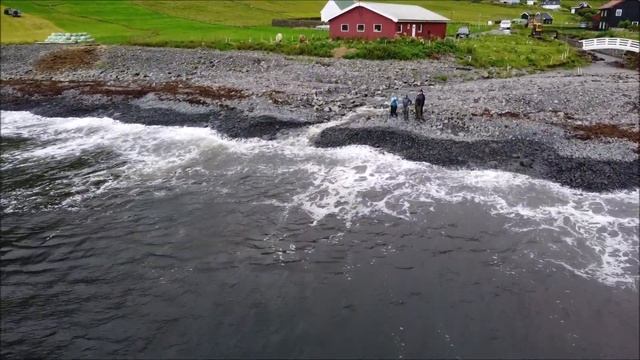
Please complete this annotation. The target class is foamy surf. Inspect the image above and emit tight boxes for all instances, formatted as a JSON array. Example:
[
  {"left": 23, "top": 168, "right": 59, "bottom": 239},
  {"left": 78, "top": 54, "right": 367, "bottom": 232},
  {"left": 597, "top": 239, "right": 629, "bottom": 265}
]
[{"left": 1, "top": 110, "right": 638, "bottom": 289}]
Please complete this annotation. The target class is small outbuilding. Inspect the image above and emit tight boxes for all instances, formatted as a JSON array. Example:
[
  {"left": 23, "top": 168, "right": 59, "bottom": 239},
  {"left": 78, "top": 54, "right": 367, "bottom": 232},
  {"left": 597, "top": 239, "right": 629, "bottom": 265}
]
[
  {"left": 327, "top": 1, "right": 449, "bottom": 40},
  {"left": 539, "top": 12, "right": 554, "bottom": 23},
  {"left": 524, "top": 12, "right": 554, "bottom": 24}
]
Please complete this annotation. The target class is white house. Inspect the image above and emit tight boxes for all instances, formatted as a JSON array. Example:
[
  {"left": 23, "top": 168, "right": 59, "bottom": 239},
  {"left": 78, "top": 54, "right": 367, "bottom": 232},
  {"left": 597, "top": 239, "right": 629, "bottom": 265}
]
[
  {"left": 499, "top": 0, "right": 520, "bottom": 4},
  {"left": 541, "top": 0, "right": 561, "bottom": 9},
  {"left": 527, "top": 0, "right": 537, "bottom": 5},
  {"left": 320, "top": 0, "right": 356, "bottom": 22}
]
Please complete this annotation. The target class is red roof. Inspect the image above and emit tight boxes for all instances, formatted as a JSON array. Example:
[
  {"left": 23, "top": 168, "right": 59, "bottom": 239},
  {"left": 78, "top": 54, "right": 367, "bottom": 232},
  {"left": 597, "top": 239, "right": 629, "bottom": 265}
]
[{"left": 599, "top": 0, "right": 624, "bottom": 9}]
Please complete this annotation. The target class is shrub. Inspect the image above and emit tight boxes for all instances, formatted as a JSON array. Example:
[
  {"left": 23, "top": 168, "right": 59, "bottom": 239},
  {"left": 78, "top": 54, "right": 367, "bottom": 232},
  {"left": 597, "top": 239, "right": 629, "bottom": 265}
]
[
  {"left": 344, "top": 38, "right": 458, "bottom": 60},
  {"left": 596, "top": 29, "right": 618, "bottom": 38},
  {"left": 576, "top": 7, "right": 598, "bottom": 22},
  {"left": 618, "top": 20, "right": 632, "bottom": 29}
]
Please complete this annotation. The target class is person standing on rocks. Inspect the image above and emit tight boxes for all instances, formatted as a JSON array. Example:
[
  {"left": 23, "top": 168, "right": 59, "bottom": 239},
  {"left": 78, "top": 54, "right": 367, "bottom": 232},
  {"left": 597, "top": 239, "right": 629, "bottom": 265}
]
[
  {"left": 402, "top": 95, "right": 412, "bottom": 121},
  {"left": 415, "top": 89, "right": 425, "bottom": 121},
  {"left": 390, "top": 96, "right": 398, "bottom": 118}
]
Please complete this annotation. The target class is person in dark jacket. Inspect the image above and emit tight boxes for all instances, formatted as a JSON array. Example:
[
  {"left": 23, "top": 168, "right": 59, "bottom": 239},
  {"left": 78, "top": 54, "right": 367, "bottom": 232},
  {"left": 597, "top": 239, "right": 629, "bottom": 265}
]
[
  {"left": 401, "top": 95, "right": 412, "bottom": 121},
  {"left": 415, "top": 89, "right": 425, "bottom": 120},
  {"left": 390, "top": 96, "right": 398, "bottom": 118}
]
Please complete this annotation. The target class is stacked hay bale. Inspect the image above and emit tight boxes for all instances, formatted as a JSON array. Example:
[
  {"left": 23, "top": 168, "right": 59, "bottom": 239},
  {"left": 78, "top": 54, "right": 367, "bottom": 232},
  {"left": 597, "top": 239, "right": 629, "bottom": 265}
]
[{"left": 43, "top": 32, "right": 95, "bottom": 44}]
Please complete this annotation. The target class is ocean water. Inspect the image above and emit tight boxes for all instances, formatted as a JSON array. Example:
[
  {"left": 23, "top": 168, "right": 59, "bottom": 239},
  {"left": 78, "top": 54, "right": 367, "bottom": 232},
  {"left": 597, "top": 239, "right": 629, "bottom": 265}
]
[{"left": 1, "top": 110, "right": 638, "bottom": 358}]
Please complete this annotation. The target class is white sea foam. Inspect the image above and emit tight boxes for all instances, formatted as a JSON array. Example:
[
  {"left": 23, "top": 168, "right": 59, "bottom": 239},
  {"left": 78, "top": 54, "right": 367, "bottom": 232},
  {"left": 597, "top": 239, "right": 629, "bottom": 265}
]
[{"left": 1, "top": 110, "right": 638, "bottom": 289}]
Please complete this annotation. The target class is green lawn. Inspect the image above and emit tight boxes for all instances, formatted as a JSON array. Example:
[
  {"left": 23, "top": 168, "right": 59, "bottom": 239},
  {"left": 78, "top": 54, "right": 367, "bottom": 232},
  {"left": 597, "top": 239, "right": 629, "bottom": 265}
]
[{"left": 456, "top": 30, "right": 585, "bottom": 70}]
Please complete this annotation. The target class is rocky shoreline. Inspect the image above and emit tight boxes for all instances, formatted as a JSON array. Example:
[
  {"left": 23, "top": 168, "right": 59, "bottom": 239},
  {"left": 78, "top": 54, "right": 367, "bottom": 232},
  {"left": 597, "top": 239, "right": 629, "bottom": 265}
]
[{"left": 1, "top": 44, "right": 638, "bottom": 191}]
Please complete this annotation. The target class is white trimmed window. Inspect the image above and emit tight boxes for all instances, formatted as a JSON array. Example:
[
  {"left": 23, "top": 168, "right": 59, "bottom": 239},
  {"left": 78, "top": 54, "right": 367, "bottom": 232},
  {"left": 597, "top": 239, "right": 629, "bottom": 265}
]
[
  {"left": 341, "top": 24, "right": 349, "bottom": 32},
  {"left": 374, "top": 24, "right": 382, "bottom": 32},
  {"left": 417, "top": 24, "right": 423, "bottom": 32},
  {"left": 615, "top": 9, "right": 622, "bottom": 16},
  {"left": 357, "top": 24, "right": 365, "bottom": 32},
  {"left": 396, "top": 24, "right": 402, "bottom": 33}
]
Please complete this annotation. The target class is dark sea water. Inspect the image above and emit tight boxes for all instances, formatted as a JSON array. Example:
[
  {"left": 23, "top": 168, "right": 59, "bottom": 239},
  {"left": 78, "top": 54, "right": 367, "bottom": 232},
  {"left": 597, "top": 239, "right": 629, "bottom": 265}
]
[{"left": 1, "top": 110, "right": 638, "bottom": 358}]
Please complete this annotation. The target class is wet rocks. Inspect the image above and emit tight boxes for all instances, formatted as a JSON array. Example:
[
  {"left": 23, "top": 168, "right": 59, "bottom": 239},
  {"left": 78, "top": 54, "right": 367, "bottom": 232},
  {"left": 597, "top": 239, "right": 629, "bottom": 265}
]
[
  {"left": 519, "top": 158, "right": 534, "bottom": 168},
  {"left": 314, "top": 126, "right": 639, "bottom": 192}
]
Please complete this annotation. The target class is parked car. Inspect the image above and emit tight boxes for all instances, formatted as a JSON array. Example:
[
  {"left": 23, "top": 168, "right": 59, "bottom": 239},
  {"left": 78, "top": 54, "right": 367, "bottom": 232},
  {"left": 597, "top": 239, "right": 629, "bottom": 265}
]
[
  {"left": 456, "top": 26, "right": 470, "bottom": 39},
  {"left": 499, "top": 20, "right": 512, "bottom": 30}
]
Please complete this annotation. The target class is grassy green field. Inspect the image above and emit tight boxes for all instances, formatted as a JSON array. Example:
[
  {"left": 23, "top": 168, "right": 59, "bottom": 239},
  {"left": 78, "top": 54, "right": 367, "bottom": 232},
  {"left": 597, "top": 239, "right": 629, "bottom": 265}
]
[
  {"left": 0, "top": 0, "right": 327, "bottom": 44},
  {"left": 0, "top": 0, "right": 614, "bottom": 44},
  {"left": 0, "top": 5, "right": 63, "bottom": 43},
  {"left": 0, "top": 0, "right": 617, "bottom": 69}
]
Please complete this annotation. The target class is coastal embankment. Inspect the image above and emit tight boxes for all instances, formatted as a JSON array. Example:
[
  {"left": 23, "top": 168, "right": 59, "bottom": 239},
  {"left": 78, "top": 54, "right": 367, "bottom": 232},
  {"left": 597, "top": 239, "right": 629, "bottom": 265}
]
[{"left": 1, "top": 44, "right": 638, "bottom": 191}]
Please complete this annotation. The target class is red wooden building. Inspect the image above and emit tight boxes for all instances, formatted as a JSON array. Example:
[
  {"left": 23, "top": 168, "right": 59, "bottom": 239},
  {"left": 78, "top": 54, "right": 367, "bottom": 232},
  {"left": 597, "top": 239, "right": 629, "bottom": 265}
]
[{"left": 327, "top": 1, "right": 449, "bottom": 40}]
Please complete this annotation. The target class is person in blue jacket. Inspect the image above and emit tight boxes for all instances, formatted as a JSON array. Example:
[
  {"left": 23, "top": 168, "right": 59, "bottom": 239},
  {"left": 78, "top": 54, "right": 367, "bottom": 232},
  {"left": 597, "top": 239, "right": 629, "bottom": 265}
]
[{"left": 390, "top": 96, "right": 398, "bottom": 118}]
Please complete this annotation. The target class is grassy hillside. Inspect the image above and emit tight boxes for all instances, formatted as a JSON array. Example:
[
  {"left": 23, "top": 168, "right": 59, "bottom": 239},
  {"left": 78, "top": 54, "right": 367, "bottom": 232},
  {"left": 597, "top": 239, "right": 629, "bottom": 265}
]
[
  {"left": 135, "top": 0, "right": 612, "bottom": 26},
  {"left": 134, "top": 1, "right": 326, "bottom": 26},
  {"left": 0, "top": 5, "right": 63, "bottom": 43}
]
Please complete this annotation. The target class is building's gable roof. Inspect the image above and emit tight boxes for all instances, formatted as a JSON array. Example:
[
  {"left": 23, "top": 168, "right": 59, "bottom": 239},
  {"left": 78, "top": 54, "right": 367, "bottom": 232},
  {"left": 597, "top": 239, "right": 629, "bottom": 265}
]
[
  {"left": 571, "top": 2, "right": 590, "bottom": 8},
  {"left": 599, "top": 0, "right": 624, "bottom": 9},
  {"left": 540, "top": 12, "right": 554, "bottom": 19},
  {"left": 328, "top": 1, "right": 450, "bottom": 22},
  {"left": 542, "top": 0, "right": 561, "bottom": 4},
  {"left": 334, "top": 0, "right": 356, "bottom": 10}
]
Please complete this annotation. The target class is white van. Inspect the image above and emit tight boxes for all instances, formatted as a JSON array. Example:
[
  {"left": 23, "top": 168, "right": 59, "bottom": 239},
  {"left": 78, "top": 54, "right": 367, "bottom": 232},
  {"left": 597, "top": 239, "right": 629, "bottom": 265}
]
[{"left": 499, "top": 20, "right": 512, "bottom": 30}]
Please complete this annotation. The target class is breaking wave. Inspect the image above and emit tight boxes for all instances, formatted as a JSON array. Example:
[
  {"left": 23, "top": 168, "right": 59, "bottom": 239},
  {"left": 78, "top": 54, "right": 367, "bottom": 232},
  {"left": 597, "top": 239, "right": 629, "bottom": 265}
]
[{"left": 1, "top": 110, "right": 638, "bottom": 289}]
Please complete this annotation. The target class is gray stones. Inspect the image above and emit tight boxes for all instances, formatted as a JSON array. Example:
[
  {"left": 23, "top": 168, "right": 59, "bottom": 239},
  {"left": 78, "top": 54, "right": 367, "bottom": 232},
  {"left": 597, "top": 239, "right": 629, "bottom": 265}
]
[{"left": 0, "top": 43, "right": 637, "bottom": 167}]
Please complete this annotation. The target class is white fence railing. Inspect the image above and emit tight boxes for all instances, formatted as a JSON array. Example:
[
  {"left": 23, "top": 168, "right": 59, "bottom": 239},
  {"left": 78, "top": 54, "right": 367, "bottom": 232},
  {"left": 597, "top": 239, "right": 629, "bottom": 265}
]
[{"left": 580, "top": 38, "right": 640, "bottom": 53}]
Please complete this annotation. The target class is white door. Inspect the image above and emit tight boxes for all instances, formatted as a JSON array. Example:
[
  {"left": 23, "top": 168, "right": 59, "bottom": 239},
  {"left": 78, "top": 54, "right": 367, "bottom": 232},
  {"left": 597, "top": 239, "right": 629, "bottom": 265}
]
[{"left": 411, "top": 24, "right": 416, "bottom": 37}]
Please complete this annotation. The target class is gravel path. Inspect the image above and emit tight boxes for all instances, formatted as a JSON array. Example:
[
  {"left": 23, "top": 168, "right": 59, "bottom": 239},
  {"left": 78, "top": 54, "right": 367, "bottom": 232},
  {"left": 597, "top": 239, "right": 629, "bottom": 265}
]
[{"left": 1, "top": 44, "right": 638, "bottom": 190}]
